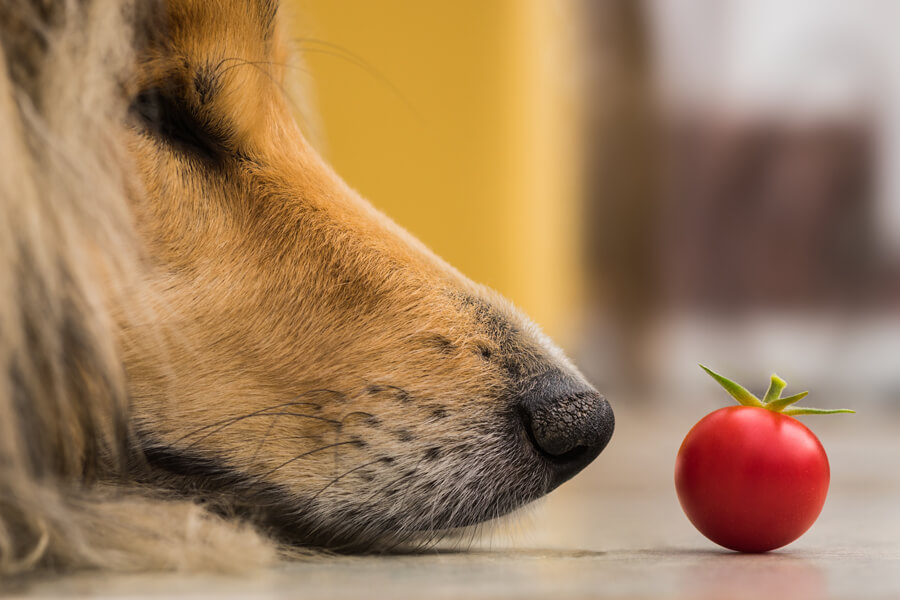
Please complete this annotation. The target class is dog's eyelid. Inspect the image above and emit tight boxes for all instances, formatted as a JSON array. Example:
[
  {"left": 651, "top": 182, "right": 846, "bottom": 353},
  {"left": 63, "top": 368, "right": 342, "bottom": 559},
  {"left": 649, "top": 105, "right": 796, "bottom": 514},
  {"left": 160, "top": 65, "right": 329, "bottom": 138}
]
[{"left": 130, "top": 86, "right": 231, "bottom": 162}]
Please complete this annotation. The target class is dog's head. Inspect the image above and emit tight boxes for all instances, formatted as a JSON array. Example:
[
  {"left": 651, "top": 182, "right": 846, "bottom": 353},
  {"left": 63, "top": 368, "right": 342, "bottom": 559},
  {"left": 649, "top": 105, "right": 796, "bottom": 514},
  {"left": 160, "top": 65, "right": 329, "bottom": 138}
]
[{"left": 122, "top": 0, "right": 613, "bottom": 550}]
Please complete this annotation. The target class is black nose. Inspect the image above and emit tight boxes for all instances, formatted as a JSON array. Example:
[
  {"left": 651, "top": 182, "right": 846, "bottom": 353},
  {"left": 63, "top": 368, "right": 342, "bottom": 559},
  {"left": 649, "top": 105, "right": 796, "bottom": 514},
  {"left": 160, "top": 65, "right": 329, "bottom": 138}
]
[{"left": 518, "top": 370, "right": 614, "bottom": 486}]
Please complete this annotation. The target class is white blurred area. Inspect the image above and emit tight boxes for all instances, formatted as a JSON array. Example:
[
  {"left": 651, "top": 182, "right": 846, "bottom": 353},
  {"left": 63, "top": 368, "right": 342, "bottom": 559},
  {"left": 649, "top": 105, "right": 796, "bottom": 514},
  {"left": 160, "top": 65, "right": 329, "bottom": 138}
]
[
  {"left": 648, "top": 0, "right": 900, "bottom": 249},
  {"left": 648, "top": 0, "right": 884, "bottom": 119},
  {"left": 583, "top": 1, "right": 900, "bottom": 409}
]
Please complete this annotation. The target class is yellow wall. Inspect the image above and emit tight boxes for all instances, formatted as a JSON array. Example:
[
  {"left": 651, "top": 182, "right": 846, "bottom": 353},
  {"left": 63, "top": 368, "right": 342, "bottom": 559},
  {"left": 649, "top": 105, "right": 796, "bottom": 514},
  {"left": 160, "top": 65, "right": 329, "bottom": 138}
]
[{"left": 290, "top": 0, "right": 583, "bottom": 345}]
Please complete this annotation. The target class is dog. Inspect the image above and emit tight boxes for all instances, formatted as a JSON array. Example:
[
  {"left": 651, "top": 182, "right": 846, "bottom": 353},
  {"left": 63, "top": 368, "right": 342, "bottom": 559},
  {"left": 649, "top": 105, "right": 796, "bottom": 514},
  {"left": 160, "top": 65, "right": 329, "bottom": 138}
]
[{"left": 0, "top": 0, "right": 613, "bottom": 572}]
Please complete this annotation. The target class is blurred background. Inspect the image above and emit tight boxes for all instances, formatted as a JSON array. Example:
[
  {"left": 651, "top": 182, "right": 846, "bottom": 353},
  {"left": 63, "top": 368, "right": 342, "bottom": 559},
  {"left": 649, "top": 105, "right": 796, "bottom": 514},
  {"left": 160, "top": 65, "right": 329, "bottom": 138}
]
[{"left": 291, "top": 0, "right": 900, "bottom": 414}]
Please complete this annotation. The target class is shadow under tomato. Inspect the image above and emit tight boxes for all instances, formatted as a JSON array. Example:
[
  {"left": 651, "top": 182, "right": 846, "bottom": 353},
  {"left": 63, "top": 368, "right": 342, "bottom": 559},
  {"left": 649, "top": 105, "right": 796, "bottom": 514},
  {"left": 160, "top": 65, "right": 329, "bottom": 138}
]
[{"left": 677, "top": 550, "right": 826, "bottom": 600}]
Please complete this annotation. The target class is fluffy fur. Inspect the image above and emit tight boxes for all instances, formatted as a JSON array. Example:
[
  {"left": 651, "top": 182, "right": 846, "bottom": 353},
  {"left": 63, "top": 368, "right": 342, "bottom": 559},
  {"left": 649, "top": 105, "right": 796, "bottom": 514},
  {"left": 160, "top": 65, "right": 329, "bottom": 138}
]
[{"left": 0, "top": 0, "right": 607, "bottom": 574}]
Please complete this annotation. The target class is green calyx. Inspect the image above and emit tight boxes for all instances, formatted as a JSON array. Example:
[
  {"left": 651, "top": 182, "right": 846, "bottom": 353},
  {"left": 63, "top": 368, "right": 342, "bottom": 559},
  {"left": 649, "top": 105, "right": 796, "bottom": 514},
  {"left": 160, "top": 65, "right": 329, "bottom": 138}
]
[{"left": 699, "top": 364, "right": 855, "bottom": 416}]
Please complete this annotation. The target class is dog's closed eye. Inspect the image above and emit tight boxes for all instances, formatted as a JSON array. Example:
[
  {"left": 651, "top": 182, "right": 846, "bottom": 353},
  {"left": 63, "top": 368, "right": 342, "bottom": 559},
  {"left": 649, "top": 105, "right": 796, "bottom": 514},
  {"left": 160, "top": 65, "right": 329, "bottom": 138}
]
[{"left": 130, "top": 87, "right": 230, "bottom": 162}]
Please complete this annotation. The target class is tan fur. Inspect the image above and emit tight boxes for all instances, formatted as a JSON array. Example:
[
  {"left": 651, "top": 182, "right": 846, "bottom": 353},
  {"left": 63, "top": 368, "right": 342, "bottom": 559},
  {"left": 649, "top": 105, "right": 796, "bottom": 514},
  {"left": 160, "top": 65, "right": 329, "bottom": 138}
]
[{"left": 0, "top": 0, "right": 605, "bottom": 574}]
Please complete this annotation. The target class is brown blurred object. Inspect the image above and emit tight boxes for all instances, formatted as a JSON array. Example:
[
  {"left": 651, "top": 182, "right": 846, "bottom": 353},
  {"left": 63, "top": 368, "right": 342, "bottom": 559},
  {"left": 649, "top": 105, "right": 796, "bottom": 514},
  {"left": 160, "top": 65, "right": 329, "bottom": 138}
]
[
  {"left": 658, "top": 120, "right": 877, "bottom": 313},
  {"left": 581, "top": 0, "right": 659, "bottom": 395},
  {"left": 579, "top": 2, "right": 890, "bottom": 397}
]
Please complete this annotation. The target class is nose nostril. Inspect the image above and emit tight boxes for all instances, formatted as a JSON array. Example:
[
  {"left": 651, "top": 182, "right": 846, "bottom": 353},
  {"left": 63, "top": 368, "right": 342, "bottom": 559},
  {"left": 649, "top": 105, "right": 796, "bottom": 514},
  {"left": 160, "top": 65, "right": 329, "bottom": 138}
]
[
  {"left": 518, "top": 380, "right": 614, "bottom": 485},
  {"left": 526, "top": 411, "right": 584, "bottom": 457},
  {"left": 520, "top": 407, "right": 582, "bottom": 461},
  {"left": 550, "top": 444, "right": 589, "bottom": 465}
]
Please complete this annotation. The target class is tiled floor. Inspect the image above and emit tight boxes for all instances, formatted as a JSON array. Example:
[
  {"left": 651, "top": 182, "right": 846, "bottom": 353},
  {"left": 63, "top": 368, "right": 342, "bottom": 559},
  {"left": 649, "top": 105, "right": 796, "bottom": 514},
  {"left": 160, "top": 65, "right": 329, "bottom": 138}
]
[{"left": 9, "top": 408, "right": 900, "bottom": 599}]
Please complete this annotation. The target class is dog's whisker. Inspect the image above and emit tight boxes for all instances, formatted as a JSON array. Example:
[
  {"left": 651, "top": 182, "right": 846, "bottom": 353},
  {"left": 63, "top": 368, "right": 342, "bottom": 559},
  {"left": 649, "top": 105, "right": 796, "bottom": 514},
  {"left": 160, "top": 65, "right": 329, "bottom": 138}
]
[
  {"left": 290, "top": 38, "right": 424, "bottom": 121},
  {"left": 169, "top": 391, "right": 344, "bottom": 446},
  {"left": 171, "top": 399, "right": 322, "bottom": 443},
  {"left": 181, "top": 410, "right": 339, "bottom": 451},
  {"left": 336, "top": 410, "right": 375, "bottom": 426},
  {"left": 262, "top": 440, "right": 359, "bottom": 478},
  {"left": 250, "top": 412, "right": 281, "bottom": 463},
  {"left": 310, "top": 458, "right": 385, "bottom": 501}
]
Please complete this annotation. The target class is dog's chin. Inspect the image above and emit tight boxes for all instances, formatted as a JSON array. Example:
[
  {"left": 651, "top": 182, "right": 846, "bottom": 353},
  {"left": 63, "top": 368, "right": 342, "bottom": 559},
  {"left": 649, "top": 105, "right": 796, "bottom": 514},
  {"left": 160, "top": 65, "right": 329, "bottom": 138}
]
[
  {"left": 240, "top": 450, "right": 556, "bottom": 552},
  {"left": 268, "top": 483, "right": 551, "bottom": 553}
]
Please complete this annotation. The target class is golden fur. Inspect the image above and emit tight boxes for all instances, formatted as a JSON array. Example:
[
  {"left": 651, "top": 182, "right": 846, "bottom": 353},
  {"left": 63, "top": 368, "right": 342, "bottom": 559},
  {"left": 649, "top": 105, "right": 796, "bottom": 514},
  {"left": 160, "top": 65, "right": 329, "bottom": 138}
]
[{"left": 0, "top": 0, "right": 612, "bottom": 573}]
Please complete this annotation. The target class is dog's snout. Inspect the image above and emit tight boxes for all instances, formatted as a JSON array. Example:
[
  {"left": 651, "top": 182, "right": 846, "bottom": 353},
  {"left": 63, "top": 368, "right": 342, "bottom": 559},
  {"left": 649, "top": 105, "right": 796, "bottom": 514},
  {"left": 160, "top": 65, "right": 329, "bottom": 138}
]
[{"left": 518, "top": 371, "right": 614, "bottom": 486}]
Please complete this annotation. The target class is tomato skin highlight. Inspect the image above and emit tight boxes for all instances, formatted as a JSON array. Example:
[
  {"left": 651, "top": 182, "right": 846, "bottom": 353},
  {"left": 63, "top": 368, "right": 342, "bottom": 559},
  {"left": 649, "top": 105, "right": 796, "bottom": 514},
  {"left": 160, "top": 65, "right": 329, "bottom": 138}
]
[{"left": 674, "top": 406, "right": 830, "bottom": 552}]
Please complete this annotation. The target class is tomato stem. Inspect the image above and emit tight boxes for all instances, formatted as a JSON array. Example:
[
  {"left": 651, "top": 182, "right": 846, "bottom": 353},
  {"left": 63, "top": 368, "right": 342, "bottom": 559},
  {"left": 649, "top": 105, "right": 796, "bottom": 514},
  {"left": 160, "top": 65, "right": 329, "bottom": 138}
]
[
  {"left": 699, "top": 365, "right": 763, "bottom": 407},
  {"left": 783, "top": 407, "right": 856, "bottom": 415},
  {"left": 699, "top": 364, "right": 856, "bottom": 415},
  {"left": 762, "top": 375, "right": 787, "bottom": 404},
  {"left": 765, "top": 391, "right": 808, "bottom": 411}
]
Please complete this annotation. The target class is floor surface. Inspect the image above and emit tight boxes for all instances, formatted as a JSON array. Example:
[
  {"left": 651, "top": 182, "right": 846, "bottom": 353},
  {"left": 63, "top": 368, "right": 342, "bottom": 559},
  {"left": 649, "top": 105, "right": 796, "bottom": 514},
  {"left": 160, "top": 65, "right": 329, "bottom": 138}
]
[{"left": 7, "top": 407, "right": 899, "bottom": 599}]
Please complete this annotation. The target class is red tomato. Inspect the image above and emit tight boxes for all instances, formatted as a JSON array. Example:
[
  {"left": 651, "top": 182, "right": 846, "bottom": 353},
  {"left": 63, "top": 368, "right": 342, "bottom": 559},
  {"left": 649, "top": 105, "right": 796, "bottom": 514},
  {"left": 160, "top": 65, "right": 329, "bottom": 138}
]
[
  {"left": 675, "top": 366, "right": 853, "bottom": 553},
  {"left": 675, "top": 406, "right": 829, "bottom": 552}
]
